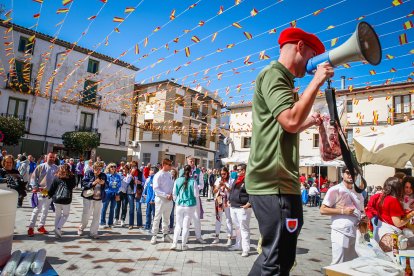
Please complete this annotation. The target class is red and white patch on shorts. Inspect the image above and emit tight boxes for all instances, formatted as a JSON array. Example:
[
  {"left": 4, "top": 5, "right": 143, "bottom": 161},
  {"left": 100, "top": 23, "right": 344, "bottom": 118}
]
[{"left": 286, "top": 218, "right": 299, "bottom": 233}]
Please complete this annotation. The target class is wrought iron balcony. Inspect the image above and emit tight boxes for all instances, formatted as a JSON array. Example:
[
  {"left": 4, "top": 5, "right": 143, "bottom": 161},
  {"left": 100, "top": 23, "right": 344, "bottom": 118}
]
[
  {"left": 190, "top": 110, "right": 208, "bottom": 123},
  {"left": 0, "top": 113, "right": 31, "bottom": 133}
]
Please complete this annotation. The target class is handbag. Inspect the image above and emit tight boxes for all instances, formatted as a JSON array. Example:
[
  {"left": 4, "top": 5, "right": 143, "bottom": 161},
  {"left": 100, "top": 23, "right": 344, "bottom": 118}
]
[
  {"left": 54, "top": 183, "right": 72, "bottom": 204},
  {"left": 82, "top": 188, "right": 94, "bottom": 198},
  {"left": 115, "top": 194, "right": 121, "bottom": 201},
  {"left": 135, "top": 184, "right": 143, "bottom": 200}
]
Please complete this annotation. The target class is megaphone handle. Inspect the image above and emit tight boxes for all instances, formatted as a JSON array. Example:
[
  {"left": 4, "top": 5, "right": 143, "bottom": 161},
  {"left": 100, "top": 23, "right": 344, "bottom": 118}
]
[{"left": 324, "top": 80, "right": 337, "bottom": 126}]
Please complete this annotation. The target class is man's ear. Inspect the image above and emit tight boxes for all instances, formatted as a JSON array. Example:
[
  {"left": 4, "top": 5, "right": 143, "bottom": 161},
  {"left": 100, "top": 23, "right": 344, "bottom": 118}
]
[{"left": 297, "top": 40, "right": 305, "bottom": 54}]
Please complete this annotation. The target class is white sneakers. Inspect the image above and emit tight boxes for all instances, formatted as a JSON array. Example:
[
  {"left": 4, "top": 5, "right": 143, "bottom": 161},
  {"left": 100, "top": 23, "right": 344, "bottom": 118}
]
[
  {"left": 120, "top": 220, "right": 126, "bottom": 227},
  {"left": 54, "top": 228, "right": 62, "bottom": 238},
  {"left": 170, "top": 243, "right": 177, "bottom": 250},
  {"left": 241, "top": 251, "right": 249, "bottom": 257},
  {"left": 114, "top": 219, "right": 119, "bottom": 225},
  {"left": 150, "top": 236, "right": 157, "bottom": 245},
  {"left": 229, "top": 245, "right": 242, "bottom": 251},
  {"left": 226, "top": 238, "right": 232, "bottom": 246},
  {"left": 163, "top": 235, "right": 173, "bottom": 243},
  {"left": 211, "top": 237, "right": 220, "bottom": 244},
  {"left": 77, "top": 228, "right": 84, "bottom": 236}
]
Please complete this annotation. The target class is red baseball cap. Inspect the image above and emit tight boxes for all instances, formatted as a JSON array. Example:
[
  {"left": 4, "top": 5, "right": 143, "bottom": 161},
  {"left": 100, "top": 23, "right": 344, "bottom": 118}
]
[{"left": 278, "top": 27, "right": 325, "bottom": 55}]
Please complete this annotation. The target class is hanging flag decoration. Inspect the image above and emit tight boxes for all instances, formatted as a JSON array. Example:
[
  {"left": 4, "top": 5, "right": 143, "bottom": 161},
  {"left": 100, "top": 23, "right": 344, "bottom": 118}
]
[
  {"left": 227, "top": 44, "right": 235, "bottom": 48},
  {"left": 390, "top": 68, "right": 397, "bottom": 72},
  {"left": 331, "top": 38, "right": 338, "bottom": 47},
  {"left": 153, "top": 27, "right": 161, "bottom": 32},
  {"left": 185, "top": 47, "right": 190, "bottom": 57},
  {"left": 212, "top": 32, "right": 218, "bottom": 42},
  {"left": 259, "top": 51, "right": 269, "bottom": 60},
  {"left": 399, "top": 33, "right": 408, "bottom": 45},
  {"left": 56, "top": 8, "right": 69, "bottom": 13},
  {"left": 105, "top": 36, "right": 109, "bottom": 46},
  {"left": 392, "top": 0, "right": 403, "bottom": 6},
  {"left": 386, "top": 54, "right": 394, "bottom": 59},
  {"left": 313, "top": 9, "right": 324, "bottom": 16},
  {"left": 357, "top": 16, "right": 366, "bottom": 20},
  {"left": 198, "top": 21, "right": 205, "bottom": 26},
  {"left": 113, "top": 17, "right": 124, "bottom": 23},
  {"left": 251, "top": 9, "right": 258, "bottom": 17},
  {"left": 235, "top": 0, "right": 241, "bottom": 5},
  {"left": 326, "top": 25, "right": 335, "bottom": 30},
  {"left": 232, "top": 22, "right": 242, "bottom": 28},
  {"left": 125, "top": 7, "right": 135, "bottom": 13},
  {"left": 369, "top": 70, "right": 376, "bottom": 75},
  {"left": 189, "top": 3, "right": 197, "bottom": 9},
  {"left": 173, "top": 37, "right": 179, "bottom": 43},
  {"left": 135, "top": 44, "right": 139, "bottom": 54},
  {"left": 290, "top": 21, "right": 297, "bottom": 28},
  {"left": 114, "top": 28, "right": 120, "bottom": 33},
  {"left": 33, "top": 0, "right": 43, "bottom": 3},
  {"left": 343, "top": 63, "right": 351, "bottom": 68},
  {"left": 217, "top": 6, "right": 224, "bottom": 15},
  {"left": 33, "top": 13, "right": 40, "bottom": 18},
  {"left": 403, "top": 20, "right": 413, "bottom": 29},
  {"left": 144, "top": 37, "right": 148, "bottom": 47},
  {"left": 243, "top": 32, "right": 252, "bottom": 40},
  {"left": 269, "top": 28, "right": 277, "bottom": 34},
  {"left": 170, "top": 9, "right": 176, "bottom": 20},
  {"left": 191, "top": 36, "right": 200, "bottom": 43},
  {"left": 62, "top": 0, "right": 73, "bottom": 6},
  {"left": 88, "top": 15, "right": 97, "bottom": 20}
]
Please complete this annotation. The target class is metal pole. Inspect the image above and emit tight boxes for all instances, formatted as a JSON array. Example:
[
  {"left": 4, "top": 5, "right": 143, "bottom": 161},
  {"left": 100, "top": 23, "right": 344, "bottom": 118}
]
[{"left": 42, "top": 51, "right": 66, "bottom": 154}]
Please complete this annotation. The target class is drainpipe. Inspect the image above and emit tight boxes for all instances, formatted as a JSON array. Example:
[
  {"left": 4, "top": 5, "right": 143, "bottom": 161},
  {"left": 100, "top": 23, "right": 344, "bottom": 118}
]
[{"left": 42, "top": 50, "right": 66, "bottom": 154}]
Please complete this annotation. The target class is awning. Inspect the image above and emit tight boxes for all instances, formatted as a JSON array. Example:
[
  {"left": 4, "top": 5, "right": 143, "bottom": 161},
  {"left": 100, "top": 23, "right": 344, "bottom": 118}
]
[
  {"left": 300, "top": 156, "right": 345, "bottom": 167},
  {"left": 221, "top": 151, "right": 250, "bottom": 165}
]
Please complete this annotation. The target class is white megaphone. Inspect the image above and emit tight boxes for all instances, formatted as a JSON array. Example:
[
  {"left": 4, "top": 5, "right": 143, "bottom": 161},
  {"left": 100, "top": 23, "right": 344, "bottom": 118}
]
[{"left": 306, "top": 22, "right": 382, "bottom": 74}]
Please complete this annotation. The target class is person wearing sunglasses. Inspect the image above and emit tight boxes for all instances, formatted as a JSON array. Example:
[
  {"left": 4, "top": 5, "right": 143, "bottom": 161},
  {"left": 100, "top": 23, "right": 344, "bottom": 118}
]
[
  {"left": 100, "top": 163, "right": 121, "bottom": 229},
  {"left": 320, "top": 167, "right": 366, "bottom": 264}
]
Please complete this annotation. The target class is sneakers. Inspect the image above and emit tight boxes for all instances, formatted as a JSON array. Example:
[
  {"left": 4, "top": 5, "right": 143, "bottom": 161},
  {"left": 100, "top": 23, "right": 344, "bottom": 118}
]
[
  {"left": 241, "top": 251, "right": 249, "bottom": 257},
  {"left": 128, "top": 226, "right": 133, "bottom": 230},
  {"left": 229, "top": 245, "right": 242, "bottom": 251},
  {"left": 103, "top": 225, "right": 110, "bottom": 229},
  {"left": 163, "top": 234, "right": 173, "bottom": 243},
  {"left": 226, "top": 238, "right": 232, "bottom": 246},
  {"left": 212, "top": 237, "right": 220, "bottom": 244},
  {"left": 170, "top": 243, "right": 177, "bottom": 250},
  {"left": 77, "top": 228, "right": 84, "bottom": 236},
  {"left": 90, "top": 234, "right": 100, "bottom": 239},
  {"left": 54, "top": 228, "right": 62, "bottom": 238},
  {"left": 37, "top": 226, "right": 49, "bottom": 234},
  {"left": 114, "top": 219, "right": 119, "bottom": 225},
  {"left": 181, "top": 245, "right": 188, "bottom": 251},
  {"left": 150, "top": 236, "right": 157, "bottom": 245},
  {"left": 120, "top": 220, "right": 125, "bottom": 227},
  {"left": 28, "top": 227, "right": 34, "bottom": 237},
  {"left": 197, "top": 238, "right": 207, "bottom": 244}
]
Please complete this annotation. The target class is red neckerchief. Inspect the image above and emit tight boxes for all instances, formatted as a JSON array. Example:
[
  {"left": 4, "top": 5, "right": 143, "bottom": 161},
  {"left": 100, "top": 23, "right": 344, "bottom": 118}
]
[{"left": 235, "top": 175, "right": 245, "bottom": 186}]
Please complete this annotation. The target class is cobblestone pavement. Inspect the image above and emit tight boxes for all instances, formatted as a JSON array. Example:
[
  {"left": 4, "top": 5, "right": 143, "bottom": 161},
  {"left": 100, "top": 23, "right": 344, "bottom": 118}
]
[{"left": 12, "top": 190, "right": 332, "bottom": 275}]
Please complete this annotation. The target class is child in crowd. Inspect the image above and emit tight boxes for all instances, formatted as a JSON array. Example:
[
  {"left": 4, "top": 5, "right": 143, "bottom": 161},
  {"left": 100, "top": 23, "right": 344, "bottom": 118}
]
[{"left": 143, "top": 167, "right": 156, "bottom": 231}]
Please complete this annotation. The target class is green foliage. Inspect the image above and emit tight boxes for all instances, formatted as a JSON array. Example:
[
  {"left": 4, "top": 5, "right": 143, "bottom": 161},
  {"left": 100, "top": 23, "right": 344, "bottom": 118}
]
[
  {"left": 0, "top": 116, "right": 26, "bottom": 145},
  {"left": 62, "top": 131, "right": 100, "bottom": 153}
]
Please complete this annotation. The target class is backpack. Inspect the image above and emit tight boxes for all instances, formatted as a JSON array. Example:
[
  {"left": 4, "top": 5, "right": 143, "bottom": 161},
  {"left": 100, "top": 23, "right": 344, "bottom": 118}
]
[{"left": 54, "top": 181, "right": 72, "bottom": 204}]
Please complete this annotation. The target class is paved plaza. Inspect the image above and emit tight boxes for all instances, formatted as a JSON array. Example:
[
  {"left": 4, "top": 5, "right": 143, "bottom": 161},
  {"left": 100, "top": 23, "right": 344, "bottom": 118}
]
[{"left": 12, "top": 191, "right": 332, "bottom": 275}]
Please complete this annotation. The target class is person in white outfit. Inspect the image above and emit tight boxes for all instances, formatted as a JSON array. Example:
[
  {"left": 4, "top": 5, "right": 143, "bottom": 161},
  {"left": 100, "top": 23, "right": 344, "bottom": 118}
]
[
  {"left": 170, "top": 165, "right": 197, "bottom": 251},
  {"left": 179, "top": 156, "right": 206, "bottom": 244},
  {"left": 78, "top": 161, "right": 107, "bottom": 239},
  {"left": 151, "top": 159, "right": 174, "bottom": 245},
  {"left": 28, "top": 152, "right": 58, "bottom": 237},
  {"left": 229, "top": 164, "right": 252, "bottom": 257},
  {"left": 212, "top": 167, "right": 233, "bottom": 245},
  {"left": 320, "top": 167, "right": 367, "bottom": 265},
  {"left": 47, "top": 164, "right": 76, "bottom": 238}
]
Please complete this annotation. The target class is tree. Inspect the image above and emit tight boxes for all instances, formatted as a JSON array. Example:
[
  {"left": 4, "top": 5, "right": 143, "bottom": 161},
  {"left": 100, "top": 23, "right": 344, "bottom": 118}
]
[
  {"left": 62, "top": 131, "right": 100, "bottom": 154},
  {"left": 0, "top": 116, "right": 26, "bottom": 145}
]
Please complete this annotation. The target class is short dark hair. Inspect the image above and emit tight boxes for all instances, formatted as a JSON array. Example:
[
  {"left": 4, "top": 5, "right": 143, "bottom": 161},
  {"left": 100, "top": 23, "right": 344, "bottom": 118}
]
[
  {"left": 162, "top": 159, "right": 172, "bottom": 166},
  {"left": 237, "top": 164, "right": 247, "bottom": 171}
]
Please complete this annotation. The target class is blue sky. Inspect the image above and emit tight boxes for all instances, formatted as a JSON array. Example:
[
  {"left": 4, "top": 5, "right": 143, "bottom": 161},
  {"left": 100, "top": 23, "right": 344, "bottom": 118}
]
[{"left": 3, "top": 0, "right": 414, "bottom": 105}]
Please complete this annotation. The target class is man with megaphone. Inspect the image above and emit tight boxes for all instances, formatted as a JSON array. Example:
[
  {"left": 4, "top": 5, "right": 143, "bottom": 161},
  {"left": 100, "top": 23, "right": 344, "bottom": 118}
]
[{"left": 246, "top": 27, "right": 334, "bottom": 276}]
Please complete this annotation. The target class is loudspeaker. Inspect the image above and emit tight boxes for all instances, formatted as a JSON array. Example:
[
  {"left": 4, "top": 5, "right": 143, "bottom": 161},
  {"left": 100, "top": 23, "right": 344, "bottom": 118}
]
[{"left": 306, "top": 22, "right": 382, "bottom": 74}]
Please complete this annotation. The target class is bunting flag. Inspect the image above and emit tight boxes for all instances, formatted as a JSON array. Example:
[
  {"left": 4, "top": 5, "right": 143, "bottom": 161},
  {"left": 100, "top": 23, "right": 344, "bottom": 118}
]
[
  {"left": 88, "top": 15, "right": 97, "bottom": 20},
  {"left": 62, "top": 0, "right": 73, "bottom": 5},
  {"left": 410, "top": 49, "right": 414, "bottom": 54},
  {"left": 183, "top": 29, "right": 191, "bottom": 33},
  {"left": 243, "top": 32, "right": 252, "bottom": 40},
  {"left": 217, "top": 6, "right": 224, "bottom": 15},
  {"left": 105, "top": 36, "right": 109, "bottom": 46},
  {"left": 404, "top": 20, "right": 413, "bottom": 29},
  {"left": 331, "top": 38, "right": 338, "bottom": 47},
  {"left": 232, "top": 22, "right": 242, "bottom": 28},
  {"left": 313, "top": 9, "right": 324, "bottom": 16},
  {"left": 243, "top": 55, "right": 251, "bottom": 65},
  {"left": 368, "top": 95, "right": 373, "bottom": 101},
  {"left": 5, "top": 10, "right": 12, "bottom": 18},
  {"left": 191, "top": 36, "right": 200, "bottom": 43},
  {"left": 153, "top": 27, "right": 161, "bottom": 32},
  {"left": 185, "top": 47, "right": 190, "bottom": 57},
  {"left": 33, "top": 13, "right": 40, "bottom": 18},
  {"left": 113, "top": 17, "right": 124, "bottom": 23},
  {"left": 251, "top": 8, "right": 258, "bottom": 17},
  {"left": 408, "top": 11, "right": 414, "bottom": 17},
  {"left": 343, "top": 63, "right": 351, "bottom": 68},
  {"left": 173, "top": 37, "right": 179, "bottom": 43},
  {"left": 55, "top": 20, "right": 64, "bottom": 26},
  {"left": 170, "top": 9, "right": 176, "bottom": 20},
  {"left": 385, "top": 79, "right": 391, "bottom": 85},
  {"left": 114, "top": 28, "right": 120, "bottom": 33},
  {"left": 392, "top": 0, "right": 403, "bottom": 6},
  {"left": 212, "top": 32, "right": 218, "bottom": 42},
  {"left": 227, "top": 44, "right": 235, "bottom": 48},
  {"left": 259, "top": 50, "right": 270, "bottom": 60},
  {"left": 348, "top": 85, "right": 354, "bottom": 92},
  {"left": 189, "top": 3, "right": 197, "bottom": 9},
  {"left": 399, "top": 33, "right": 408, "bottom": 45},
  {"left": 125, "top": 7, "right": 135, "bottom": 13},
  {"left": 101, "top": 0, "right": 107, "bottom": 3},
  {"left": 369, "top": 70, "right": 376, "bottom": 75},
  {"left": 144, "top": 37, "right": 148, "bottom": 47},
  {"left": 2, "top": 18, "right": 12, "bottom": 23},
  {"left": 135, "top": 44, "right": 139, "bottom": 54},
  {"left": 199, "top": 21, "right": 205, "bottom": 26},
  {"left": 269, "top": 28, "right": 277, "bottom": 34},
  {"left": 386, "top": 54, "right": 394, "bottom": 59},
  {"left": 33, "top": 0, "right": 43, "bottom": 3},
  {"left": 56, "top": 8, "right": 69, "bottom": 13},
  {"left": 326, "top": 25, "right": 335, "bottom": 30},
  {"left": 235, "top": 0, "right": 241, "bottom": 5},
  {"left": 165, "top": 43, "right": 169, "bottom": 50},
  {"left": 390, "top": 68, "right": 397, "bottom": 72},
  {"left": 28, "top": 34, "right": 36, "bottom": 42},
  {"left": 356, "top": 16, "right": 366, "bottom": 21},
  {"left": 290, "top": 20, "right": 297, "bottom": 28}
]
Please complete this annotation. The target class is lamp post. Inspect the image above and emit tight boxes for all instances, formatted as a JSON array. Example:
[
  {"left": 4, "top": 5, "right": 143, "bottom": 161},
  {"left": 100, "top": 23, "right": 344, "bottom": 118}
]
[{"left": 117, "top": 112, "right": 127, "bottom": 144}]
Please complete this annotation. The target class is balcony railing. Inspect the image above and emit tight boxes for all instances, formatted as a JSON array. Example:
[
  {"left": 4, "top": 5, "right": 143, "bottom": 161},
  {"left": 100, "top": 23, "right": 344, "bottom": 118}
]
[
  {"left": 78, "top": 95, "right": 102, "bottom": 109},
  {"left": 6, "top": 73, "right": 37, "bottom": 94},
  {"left": 0, "top": 113, "right": 31, "bottom": 133},
  {"left": 75, "top": 125, "right": 99, "bottom": 133},
  {"left": 190, "top": 110, "right": 208, "bottom": 123},
  {"left": 189, "top": 136, "right": 207, "bottom": 147}
]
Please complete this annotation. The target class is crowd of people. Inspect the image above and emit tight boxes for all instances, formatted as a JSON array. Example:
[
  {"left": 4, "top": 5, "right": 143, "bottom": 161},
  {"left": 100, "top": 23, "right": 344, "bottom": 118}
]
[
  {"left": 299, "top": 172, "right": 338, "bottom": 207},
  {"left": 0, "top": 150, "right": 253, "bottom": 257}
]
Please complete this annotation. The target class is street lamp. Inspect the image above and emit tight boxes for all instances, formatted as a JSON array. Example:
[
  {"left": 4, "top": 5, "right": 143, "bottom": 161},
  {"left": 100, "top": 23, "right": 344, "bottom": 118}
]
[{"left": 117, "top": 112, "right": 127, "bottom": 129}]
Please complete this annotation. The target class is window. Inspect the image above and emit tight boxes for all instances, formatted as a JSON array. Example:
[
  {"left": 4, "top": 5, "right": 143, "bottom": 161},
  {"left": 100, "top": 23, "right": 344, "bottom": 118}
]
[
  {"left": 18, "top": 36, "right": 34, "bottom": 54},
  {"left": 313, "top": 134, "right": 319, "bottom": 148},
  {"left": 82, "top": 80, "right": 98, "bottom": 104},
  {"left": 143, "top": 153, "right": 151, "bottom": 165},
  {"left": 7, "top": 98, "right": 27, "bottom": 118},
  {"left": 87, "top": 59, "right": 99, "bottom": 74},
  {"left": 346, "top": 130, "right": 353, "bottom": 146},
  {"left": 346, "top": 100, "right": 353, "bottom": 113},
  {"left": 394, "top": 95, "right": 411, "bottom": 114},
  {"left": 143, "top": 119, "right": 154, "bottom": 130},
  {"left": 9, "top": 60, "right": 33, "bottom": 93},
  {"left": 146, "top": 93, "right": 157, "bottom": 104},
  {"left": 79, "top": 112, "right": 94, "bottom": 130},
  {"left": 242, "top": 137, "right": 251, "bottom": 148}
]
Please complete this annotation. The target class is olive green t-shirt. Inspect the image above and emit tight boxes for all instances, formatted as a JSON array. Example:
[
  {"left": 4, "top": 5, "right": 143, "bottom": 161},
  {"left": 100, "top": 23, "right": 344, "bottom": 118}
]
[{"left": 245, "top": 61, "right": 300, "bottom": 195}]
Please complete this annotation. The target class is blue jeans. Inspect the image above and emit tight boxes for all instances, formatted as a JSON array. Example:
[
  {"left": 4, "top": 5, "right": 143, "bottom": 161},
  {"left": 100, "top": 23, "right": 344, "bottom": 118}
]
[
  {"left": 127, "top": 194, "right": 135, "bottom": 226},
  {"left": 145, "top": 202, "right": 155, "bottom": 229},
  {"left": 135, "top": 199, "right": 143, "bottom": 227},
  {"left": 100, "top": 192, "right": 116, "bottom": 226}
]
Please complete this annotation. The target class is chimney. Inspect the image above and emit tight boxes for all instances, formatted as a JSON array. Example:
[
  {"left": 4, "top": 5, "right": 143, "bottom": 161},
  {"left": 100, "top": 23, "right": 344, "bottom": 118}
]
[{"left": 341, "top": 76, "right": 345, "bottom": 90}]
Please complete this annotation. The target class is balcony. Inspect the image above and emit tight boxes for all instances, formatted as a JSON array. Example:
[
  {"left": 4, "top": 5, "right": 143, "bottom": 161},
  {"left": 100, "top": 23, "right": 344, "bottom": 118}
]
[
  {"left": 393, "top": 112, "right": 412, "bottom": 123},
  {"left": 190, "top": 110, "right": 208, "bottom": 123},
  {"left": 6, "top": 73, "right": 37, "bottom": 94},
  {"left": 75, "top": 125, "right": 99, "bottom": 133},
  {"left": 189, "top": 136, "right": 207, "bottom": 147},
  {"left": 0, "top": 113, "right": 31, "bottom": 133},
  {"left": 78, "top": 95, "right": 102, "bottom": 109}
]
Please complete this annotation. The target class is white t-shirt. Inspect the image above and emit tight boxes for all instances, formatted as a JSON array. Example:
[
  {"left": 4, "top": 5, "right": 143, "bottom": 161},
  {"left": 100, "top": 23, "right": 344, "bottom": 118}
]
[
  {"left": 322, "top": 183, "right": 364, "bottom": 237},
  {"left": 153, "top": 170, "right": 174, "bottom": 198},
  {"left": 309, "top": 186, "right": 319, "bottom": 196}
]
